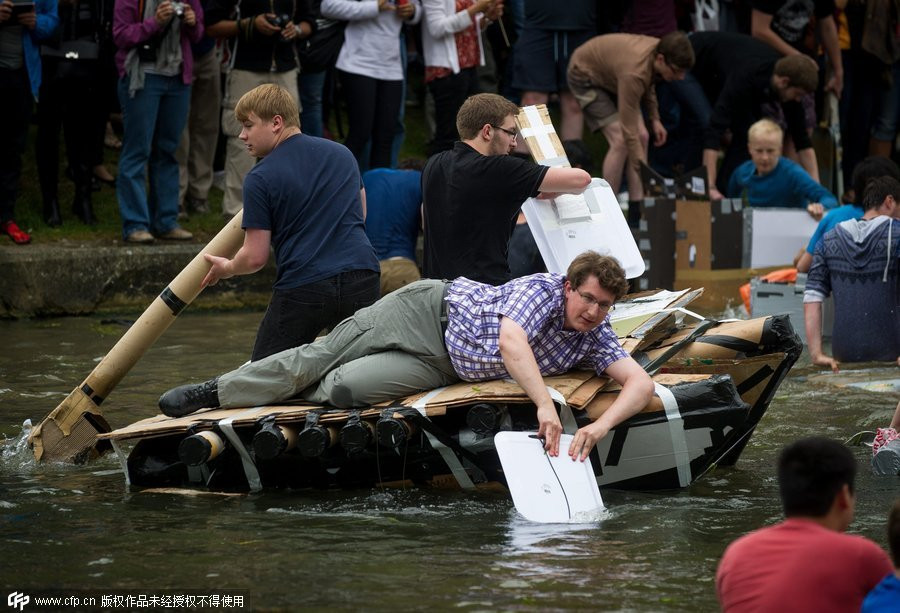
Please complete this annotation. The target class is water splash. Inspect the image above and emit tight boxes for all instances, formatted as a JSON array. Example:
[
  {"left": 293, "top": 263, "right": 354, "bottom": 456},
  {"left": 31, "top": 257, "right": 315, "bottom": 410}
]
[{"left": 0, "top": 419, "right": 37, "bottom": 473}]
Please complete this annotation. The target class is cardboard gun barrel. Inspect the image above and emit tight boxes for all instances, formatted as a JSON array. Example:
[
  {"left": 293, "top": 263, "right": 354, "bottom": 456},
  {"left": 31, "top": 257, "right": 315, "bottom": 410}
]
[{"left": 28, "top": 212, "right": 247, "bottom": 463}]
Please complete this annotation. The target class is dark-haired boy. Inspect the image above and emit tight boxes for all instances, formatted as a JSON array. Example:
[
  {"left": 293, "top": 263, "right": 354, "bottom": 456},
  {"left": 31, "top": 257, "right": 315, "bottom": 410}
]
[
  {"left": 796, "top": 156, "right": 900, "bottom": 273},
  {"left": 804, "top": 176, "right": 900, "bottom": 370},
  {"left": 716, "top": 437, "right": 892, "bottom": 612}
]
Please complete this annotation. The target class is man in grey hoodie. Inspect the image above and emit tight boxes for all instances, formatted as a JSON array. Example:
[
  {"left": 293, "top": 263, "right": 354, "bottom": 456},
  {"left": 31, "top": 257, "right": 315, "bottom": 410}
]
[{"left": 804, "top": 175, "right": 900, "bottom": 371}]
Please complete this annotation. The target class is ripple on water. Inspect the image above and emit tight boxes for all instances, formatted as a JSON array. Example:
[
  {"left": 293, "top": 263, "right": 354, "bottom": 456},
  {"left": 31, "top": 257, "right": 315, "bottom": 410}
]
[{"left": 87, "top": 558, "right": 114, "bottom": 566}]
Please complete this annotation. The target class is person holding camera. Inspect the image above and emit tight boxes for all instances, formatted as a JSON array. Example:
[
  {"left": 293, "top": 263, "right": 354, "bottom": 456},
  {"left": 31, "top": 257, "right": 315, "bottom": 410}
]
[
  {"left": 0, "top": 0, "right": 58, "bottom": 244},
  {"left": 205, "top": 0, "right": 313, "bottom": 220},
  {"left": 112, "top": 0, "right": 204, "bottom": 243}
]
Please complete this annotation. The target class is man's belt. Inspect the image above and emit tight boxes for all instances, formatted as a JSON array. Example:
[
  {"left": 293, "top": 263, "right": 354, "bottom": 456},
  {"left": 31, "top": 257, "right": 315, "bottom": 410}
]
[{"left": 440, "top": 282, "right": 451, "bottom": 335}]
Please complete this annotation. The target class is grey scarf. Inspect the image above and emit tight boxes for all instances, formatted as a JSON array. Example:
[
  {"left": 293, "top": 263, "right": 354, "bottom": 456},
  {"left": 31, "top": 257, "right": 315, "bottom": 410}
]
[{"left": 124, "top": 0, "right": 183, "bottom": 97}]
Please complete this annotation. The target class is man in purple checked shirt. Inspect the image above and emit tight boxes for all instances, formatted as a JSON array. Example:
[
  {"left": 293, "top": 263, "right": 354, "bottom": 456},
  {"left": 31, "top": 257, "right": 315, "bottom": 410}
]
[{"left": 159, "top": 251, "right": 655, "bottom": 459}]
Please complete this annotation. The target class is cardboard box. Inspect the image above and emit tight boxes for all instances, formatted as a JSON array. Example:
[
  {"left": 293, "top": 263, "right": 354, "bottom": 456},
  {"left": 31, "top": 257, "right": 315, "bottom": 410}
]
[
  {"left": 675, "top": 199, "right": 744, "bottom": 271},
  {"left": 750, "top": 273, "right": 833, "bottom": 344},
  {"left": 741, "top": 208, "right": 819, "bottom": 268}
]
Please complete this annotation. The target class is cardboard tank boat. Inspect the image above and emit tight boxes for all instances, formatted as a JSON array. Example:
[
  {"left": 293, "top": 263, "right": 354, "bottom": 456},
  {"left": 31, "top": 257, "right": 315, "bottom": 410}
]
[{"left": 99, "top": 288, "right": 803, "bottom": 493}]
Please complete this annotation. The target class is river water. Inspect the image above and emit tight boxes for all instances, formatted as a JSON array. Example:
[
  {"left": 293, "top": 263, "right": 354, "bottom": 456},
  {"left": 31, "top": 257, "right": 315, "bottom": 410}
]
[{"left": 1, "top": 312, "right": 897, "bottom": 611}]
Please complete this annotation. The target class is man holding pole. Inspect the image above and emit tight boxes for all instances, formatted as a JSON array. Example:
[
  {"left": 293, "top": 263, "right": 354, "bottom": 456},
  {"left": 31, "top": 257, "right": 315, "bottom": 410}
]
[{"left": 201, "top": 84, "right": 381, "bottom": 361}]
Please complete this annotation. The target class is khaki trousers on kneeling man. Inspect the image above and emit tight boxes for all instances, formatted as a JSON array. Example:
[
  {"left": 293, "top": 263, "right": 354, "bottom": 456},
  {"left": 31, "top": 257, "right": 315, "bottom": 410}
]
[{"left": 218, "top": 280, "right": 458, "bottom": 409}]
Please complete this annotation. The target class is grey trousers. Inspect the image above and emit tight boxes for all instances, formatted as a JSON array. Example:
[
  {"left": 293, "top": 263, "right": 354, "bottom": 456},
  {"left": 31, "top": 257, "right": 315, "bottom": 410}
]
[{"left": 218, "top": 280, "right": 459, "bottom": 408}]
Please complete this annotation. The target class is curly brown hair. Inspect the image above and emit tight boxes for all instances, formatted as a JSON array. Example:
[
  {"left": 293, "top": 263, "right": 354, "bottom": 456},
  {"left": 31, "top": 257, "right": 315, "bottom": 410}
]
[{"left": 566, "top": 251, "right": 629, "bottom": 300}]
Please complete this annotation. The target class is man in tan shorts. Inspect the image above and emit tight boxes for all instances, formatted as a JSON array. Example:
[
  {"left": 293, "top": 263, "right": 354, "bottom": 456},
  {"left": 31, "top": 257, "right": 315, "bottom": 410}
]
[{"left": 567, "top": 31, "right": 694, "bottom": 206}]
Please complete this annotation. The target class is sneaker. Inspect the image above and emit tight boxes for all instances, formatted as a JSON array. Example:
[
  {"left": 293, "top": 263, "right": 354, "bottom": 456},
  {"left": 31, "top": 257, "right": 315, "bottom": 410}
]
[
  {"left": 3, "top": 220, "right": 31, "bottom": 244},
  {"left": 186, "top": 196, "right": 210, "bottom": 214},
  {"left": 125, "top": 230, "right": 154, "bottom": 244},
  {"left": 157, "top": 227, "right": 193, "bottom": 240}
]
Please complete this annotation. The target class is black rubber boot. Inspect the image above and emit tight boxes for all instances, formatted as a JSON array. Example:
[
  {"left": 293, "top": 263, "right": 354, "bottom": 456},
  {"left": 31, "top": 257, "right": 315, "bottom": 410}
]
[
  {"left": 72, "top": 188, "right": 96, "bottom": 225},
  {"left": 158, "top": 378, "right": 220, "bottom": 418}
]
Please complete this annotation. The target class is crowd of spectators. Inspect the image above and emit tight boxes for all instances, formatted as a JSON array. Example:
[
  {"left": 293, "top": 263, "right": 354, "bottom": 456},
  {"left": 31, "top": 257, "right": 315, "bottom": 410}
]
[{"left": 2, "top": 0, "right": 899, "bottom": 246}]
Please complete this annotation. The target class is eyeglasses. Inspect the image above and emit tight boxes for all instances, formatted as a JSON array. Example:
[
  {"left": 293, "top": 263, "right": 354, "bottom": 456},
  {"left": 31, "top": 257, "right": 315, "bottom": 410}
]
[
  {"left": 575, "top": 290, "right": 615, "bottom": 312},
  {"left": 666, "top": 61, "right": 687, "bottom": 79},
  {"left": 491, "top": 125, "right": 518, "bottom": 140}
]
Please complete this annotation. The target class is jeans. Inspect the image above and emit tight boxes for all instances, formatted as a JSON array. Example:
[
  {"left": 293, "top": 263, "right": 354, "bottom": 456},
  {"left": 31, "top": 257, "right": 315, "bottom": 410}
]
[
  {"left": 300, "top": 69, "right": 327, "bottom": 138},
  {"left": 116, "top": 74, "right": 191, "bottom": 238},
  {"left": 0, "top": 67, "right": 32, "bottom": 223},
  {"left": 649, "top": 75, "right": 712, "bottom": 175},
  {"left": 251, "top": 269, "right": 381, "bottom": 361},
  {"left": 38, "top": 64, "right": 102, "bottom": 201},
  {"left": 339, "top": 70, "right": 403, "bottom": 170},
  {"left": 220, "top": 280, "right": 458, "bottom": 408},
  {"left": 428, "top": 67, "right": 480, "bottom": 155}
]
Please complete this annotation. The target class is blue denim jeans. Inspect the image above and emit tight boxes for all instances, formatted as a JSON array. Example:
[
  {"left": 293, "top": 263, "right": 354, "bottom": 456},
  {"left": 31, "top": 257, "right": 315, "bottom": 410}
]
[
  {"left": 116, "top": 74, "right": 191, "bottom": 238},
  {"left": 251, "top": 269, "right": 381, "bottom": 361},
  {"left": 299, "top": 69, "right": 327, "bottom": 138}
]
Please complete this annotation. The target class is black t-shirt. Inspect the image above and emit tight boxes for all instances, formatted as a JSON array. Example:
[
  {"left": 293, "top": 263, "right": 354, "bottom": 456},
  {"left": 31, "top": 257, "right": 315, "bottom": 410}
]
[
  {"left": 690, "top": 31, "right": 812, "bottom": 153},
  {"left": 422, "top": 143, "right": 549, "bottom": 285},
  {"left": 752, "top": 0, "right": 835, "bottom": 55},
  {"left": 206, "top": 0, "right": 312, "bottom": 72}
]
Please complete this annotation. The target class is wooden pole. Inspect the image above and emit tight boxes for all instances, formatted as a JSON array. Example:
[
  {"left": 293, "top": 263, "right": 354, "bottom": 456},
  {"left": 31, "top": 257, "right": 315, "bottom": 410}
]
[{"left": 28, "top": 212, "right": 246, "bottom": 463}]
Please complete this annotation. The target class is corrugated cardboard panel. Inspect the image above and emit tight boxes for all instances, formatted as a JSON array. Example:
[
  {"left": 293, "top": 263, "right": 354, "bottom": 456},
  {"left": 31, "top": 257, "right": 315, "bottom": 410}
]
[
  {"left": 515, "top": 104, "right": 567, "bottom": 166},
  {"left": 675, "top": 200, "right": 744, "bottom": 272},
  {"left": 636, "top": 198, "right": 676, "bottom": 291},
  {"left": 675, "top": 200, "right": 713, "bottom": 270}
]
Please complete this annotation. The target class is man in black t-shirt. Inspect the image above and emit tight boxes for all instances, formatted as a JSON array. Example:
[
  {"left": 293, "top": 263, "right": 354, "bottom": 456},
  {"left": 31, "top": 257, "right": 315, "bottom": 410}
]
[
  {"left": 676, "top": 32, "right": 819, "bottom": 198},
  {"left": 422, "top": 93, "right": 592, "bottom": 285},
  {"left": 751, "top": 0, "right": 842, "bottom": 97}
]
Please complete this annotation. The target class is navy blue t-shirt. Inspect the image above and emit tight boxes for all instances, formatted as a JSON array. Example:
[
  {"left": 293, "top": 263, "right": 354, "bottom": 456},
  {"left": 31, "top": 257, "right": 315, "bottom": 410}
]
[
  {"left": 242, "top": 134, "right": 379, "bottom": 289},
  {"left": 362, "top": 168, "right": 422, "bottom": 261}
]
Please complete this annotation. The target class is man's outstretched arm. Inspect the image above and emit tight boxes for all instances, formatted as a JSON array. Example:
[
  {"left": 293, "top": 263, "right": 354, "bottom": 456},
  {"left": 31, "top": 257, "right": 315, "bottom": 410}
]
[
  {"left": 568, "top": 356, "right": 654, "bottom": 461},
  {"left": 498, "top": 317, "right": 564, "bottom": 456}
]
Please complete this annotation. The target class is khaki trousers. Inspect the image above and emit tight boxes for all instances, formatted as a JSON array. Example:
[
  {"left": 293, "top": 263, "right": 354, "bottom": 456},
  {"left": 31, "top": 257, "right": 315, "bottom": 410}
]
[
  {"left": 218, "top": 280, "right": 458, "bottom": 408},
  {"left": 220, "top": 68, "right": 299, "bottom": 216},
  {"left": 176, "top": 48, "right": 222, "bottom": 205}
]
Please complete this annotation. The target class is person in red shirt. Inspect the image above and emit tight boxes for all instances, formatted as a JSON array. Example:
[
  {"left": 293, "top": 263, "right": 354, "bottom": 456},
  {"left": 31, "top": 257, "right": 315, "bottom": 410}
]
[{"left": 716, "top": 437, "right": 892, "bottom": 612}]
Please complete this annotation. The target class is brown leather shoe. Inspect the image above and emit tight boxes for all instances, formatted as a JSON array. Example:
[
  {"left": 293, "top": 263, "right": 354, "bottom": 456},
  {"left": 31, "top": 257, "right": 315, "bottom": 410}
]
[
  {"left": 125, "top": 230, "right": 154, "bottom": 244},
  {"left": 157, "top": 227, "right": 193, "bottom": 241}
]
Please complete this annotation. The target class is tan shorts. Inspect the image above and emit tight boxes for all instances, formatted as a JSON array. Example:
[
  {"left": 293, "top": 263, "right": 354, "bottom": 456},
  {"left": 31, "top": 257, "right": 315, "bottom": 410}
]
[
  {"left": 567, "top": 70, "right": 619, "bottom": 132},
  {"left": 379, "top": 257, "right": 421, "bottom": 296}
]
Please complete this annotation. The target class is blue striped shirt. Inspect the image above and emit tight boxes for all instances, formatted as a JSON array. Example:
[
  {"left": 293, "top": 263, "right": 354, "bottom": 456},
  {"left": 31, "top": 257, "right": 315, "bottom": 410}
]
[{"left": 444, "top": 274, "right": 628, "bottom": 381}]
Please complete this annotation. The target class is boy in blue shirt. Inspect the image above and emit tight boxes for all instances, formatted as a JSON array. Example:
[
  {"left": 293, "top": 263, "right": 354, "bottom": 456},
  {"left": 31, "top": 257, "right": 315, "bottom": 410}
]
[
  {"left": 795, "top": 156, "right": 900, "bottom": 273},
  {"left": 728, "top": 119, "right": 837, "bottom": 218}
]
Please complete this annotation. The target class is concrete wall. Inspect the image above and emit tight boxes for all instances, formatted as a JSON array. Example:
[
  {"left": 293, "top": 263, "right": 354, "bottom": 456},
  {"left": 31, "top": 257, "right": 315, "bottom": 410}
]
[{"left": 0, "top": 244, "right": 276, "bottom": 318}]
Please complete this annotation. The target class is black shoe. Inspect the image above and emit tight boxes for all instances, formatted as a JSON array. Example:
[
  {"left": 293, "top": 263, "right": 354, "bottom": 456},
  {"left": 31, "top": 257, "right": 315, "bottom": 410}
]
[{"left": 158, "top": 378, "right": 220, "bottom": 417}]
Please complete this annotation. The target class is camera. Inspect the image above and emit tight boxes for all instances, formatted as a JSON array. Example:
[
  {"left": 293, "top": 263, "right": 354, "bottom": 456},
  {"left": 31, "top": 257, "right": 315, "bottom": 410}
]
[
  {"left": 265, "top": 13, "right": 290, "bottom": 27},
  {"left": 171, "top": 1, "right": 185, "bottom": 17}
]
